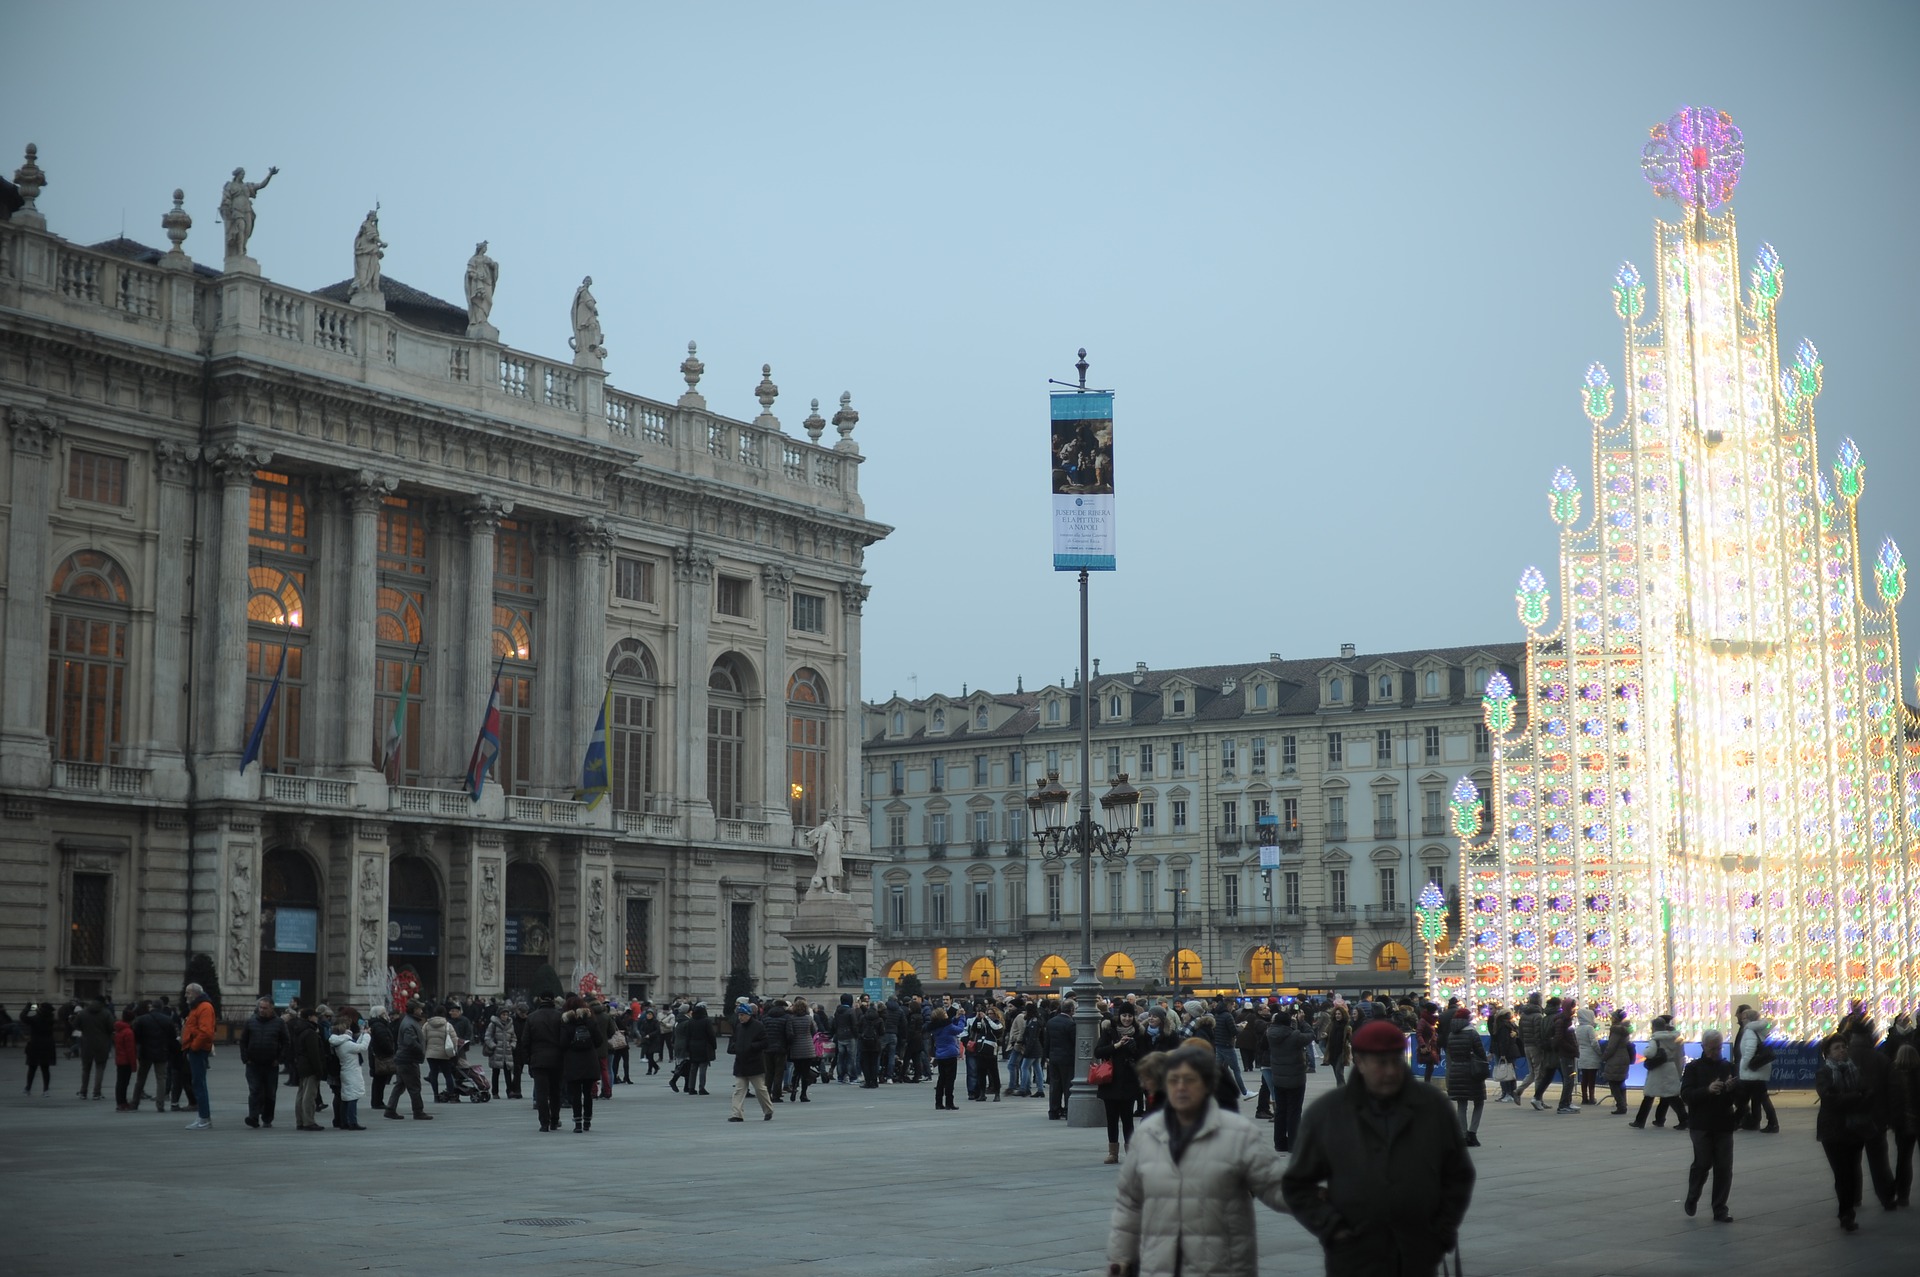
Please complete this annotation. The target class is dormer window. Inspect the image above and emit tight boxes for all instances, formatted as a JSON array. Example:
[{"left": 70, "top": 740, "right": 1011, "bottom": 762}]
[
  {"left": 1424, "top": 670, "right": 1440, "bottom": 696},
  {"left": 932, "top": 709, "right": 946, "bottom": 733},
  {"left": 1253, "top": 683, "right": 1269, "bottom": 709},
  {"left": 1378, "top": 675, "right": 1393, "bottom": 699},
  {"left": 1473, "top": 666, "right": 1490, "bottom": 692},
  {"left": 1048, "top": 699, "right": 1061, "bottom": 723},
  {"left": 1329, "top": 678, "right": 1344, "bottom": 704},
  {"left": 1172, "top": 693, "right": 1187, "bottom": 714},
  {"left": 975, "top": 706, "right": 989, "bottom": 729},
  {"left": 892, "top": 711, "right": 904, "bottom": 735},
  {"left": 1108, "top": 694, "right": 1123, "bottom": 718}
]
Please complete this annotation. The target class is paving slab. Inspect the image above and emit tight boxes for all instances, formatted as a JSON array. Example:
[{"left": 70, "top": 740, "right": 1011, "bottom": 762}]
[{"left": 0, "top": 1053, "right": 1897, "bottom": 1275}]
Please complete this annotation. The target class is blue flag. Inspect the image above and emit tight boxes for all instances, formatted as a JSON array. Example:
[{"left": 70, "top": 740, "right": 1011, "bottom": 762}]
[
  {"left": 239, "top": 637, "right": 290, "bottom": 773},
  {"left": 576, "top": 681, "right": 612, "bottom": 809}
]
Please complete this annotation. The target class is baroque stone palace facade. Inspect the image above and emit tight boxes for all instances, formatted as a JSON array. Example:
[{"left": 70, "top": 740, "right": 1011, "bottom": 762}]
[
  {"left": 862, "top": 643, "right": 1526, "bottom": 996},
  {"left": 0, "top": 152, "right": 888, "bottom": 1014}
]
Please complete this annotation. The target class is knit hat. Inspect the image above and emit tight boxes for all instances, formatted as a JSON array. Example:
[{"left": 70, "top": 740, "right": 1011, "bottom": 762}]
[{"left": 1351, "top": 1020, "right": 1408, "bottom": 1053}]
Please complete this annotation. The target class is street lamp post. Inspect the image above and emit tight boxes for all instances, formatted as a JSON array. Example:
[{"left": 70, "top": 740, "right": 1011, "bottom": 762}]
[
  {"left": 1029, "top": 768, "right": 1137, "bottom": 1128},
  {"left": 1256, "top": 813, "right": 1281, "bottom": 999},
  {"left": 1167, "top": 884, "right": 1190, "bottom": 996}
]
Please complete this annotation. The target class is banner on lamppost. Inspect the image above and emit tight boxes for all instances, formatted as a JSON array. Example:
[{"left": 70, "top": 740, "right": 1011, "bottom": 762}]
[{"left": 1050, "top": 390, "right": 1115, "bottom": 570}]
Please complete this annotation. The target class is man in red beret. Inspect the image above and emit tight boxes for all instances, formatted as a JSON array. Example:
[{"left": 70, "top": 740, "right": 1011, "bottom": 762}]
[{"left": 1282, "top": 1018, "right": 1475, "bottom": 1275}]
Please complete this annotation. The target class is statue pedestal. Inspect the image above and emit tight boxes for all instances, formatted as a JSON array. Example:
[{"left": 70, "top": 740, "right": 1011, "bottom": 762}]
[
  {"left": 785, "top": 889, "right": 873, "bottom": 997},
  {"left": 349, "top": 288, "right": 385, "bottom": 311},
  {"left": 222, "top": 254, "right": 260, "bottom": 277},
  {"left": 467, "top": 321, "right": 499, "bottom": 343}
]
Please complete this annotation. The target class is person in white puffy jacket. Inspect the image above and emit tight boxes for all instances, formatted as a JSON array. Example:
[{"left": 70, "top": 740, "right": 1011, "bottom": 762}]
[
  {"left": 1734, "top": 1008, "right": 1778, "bottom": 1132},
  {"left": 328, "top": 1007, "right": 371, "bottom": 1130},
  {"left": 1107, "top": 1045, "right": 1289, "bottom": 1277},
  {"left": 1575, "top": 1005, "right": 1602, "bottom": 1105}
]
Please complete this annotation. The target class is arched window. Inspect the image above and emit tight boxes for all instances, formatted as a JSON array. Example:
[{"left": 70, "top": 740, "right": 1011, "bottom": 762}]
[
  {"left": 1108, "top": 694, "right": 1122, "bottom": 718},
  {"left": 374, "top": 496, "right": 430, "bottom": 784},
  {"left": 387, "top": 856, "right": 442, "bottom": 996},
  {"left": 244, "top": 565, "right": 308, "bottom": 773},
  {"left": 1378, "top": 675, "right": 1393, "bottom": 698},
  {"left": 1167, "top": 948, "right": 1203, "bottom": 986},
  {"left": 1100, "top": 952, "right": 1137, "bottom": 981},
  {"left": 1253, "top": 683, "right": 1268, "bottom": 708},
  {"left": 259, "top": 847, "right": 320, "bottom": 1004},
  {"left": 788, "top": 667, "right": 829, "bottom": 827},
  {"left": 891, "top": 710, "right": 905, "bottom": 735},
  {"left": 1424, "top": 670, "right": 1440, "bottom": 696},
  {"left": 965, "top": 956, "right": 1001, "bottom": 988},
  {"left": 1047, "top": 699, "right": 1061, "bottom": 723},
  {"left": 931, "top": 708, "right": 945, "bottom": 732},
  {"left": 1249, "top": 945, "right": 1284, "bottom": 987},
  {"left": 1473, "top": 666, "right": 1489, "bottom": 692},
  {"left": 1328, "top": 678, "right": 1344, "bottom": 704},
  {"left": 1374, "top": 941, "right": 1411, "bottom": 972},
  {"left": 46, "top": 550, "right": 132, "bottom": 764},
  {"left": 1035, "top": 954, "right": 1071, "bottom": 987},
  {"left": 975, "top": 706, "right": 989, "bottom": 729},
  {"left": 491, "top": 603, "right": 536, "bottom": 795},
  {"left": 608, "top": 639, "right": 659, "bottom": 812},
  {"left": 885, "top": 959, "right": 917, "bottom": 981},
  {"left": 708, "top": 654, "right": 752, "bottom": 820}
]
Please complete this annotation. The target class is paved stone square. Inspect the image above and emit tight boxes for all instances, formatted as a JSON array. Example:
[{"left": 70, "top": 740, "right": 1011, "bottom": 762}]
[{"left": 0, "top": 1051, "right": 1895, "bottom": 1275}]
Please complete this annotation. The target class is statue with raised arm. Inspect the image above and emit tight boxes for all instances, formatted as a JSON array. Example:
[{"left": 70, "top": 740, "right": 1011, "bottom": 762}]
[
  {"left": 569, "top": 274, "right": 606, "bottom": 366},
  {"left": 218, "top": 164, "right": 278, "bottom": 259},
  {"left": 805, "top": 806, "right": 847, "bottom": 894},
  {"left": 350, "top": 206, "right": 387, "bottom": 301},
  {"left": 464, "top": 240, "right": 498, "bottom": 331}
]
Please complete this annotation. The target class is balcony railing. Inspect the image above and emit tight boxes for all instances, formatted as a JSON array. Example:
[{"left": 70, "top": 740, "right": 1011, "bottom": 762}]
[
  {"left": 971, "top": 838, "right": 992, "bottom": 858},
  {"left": 1317, "top": 904, "right": 1356, "bottom": 923},
  {"left": 617, "top": 810, "right": 682, "bottom": 840},
  {"left": 1215, "top": 831, "right": 1243, "bottom": 851},
  {"left": 1326, "top": 821, "right": 1348, "bottom": 842},
  {"left": 1374, "top": 818, "right": 1398, "bottom": 839},
  {"left": 927, "top": 842, "right": 948, "bottom": 859},
  {"left": 263, "top": 774, "right": 356, "bottom": 809},
  {"left": 718, "top": 819, "right": 770, "bottom": 844},
  {"left": 390, "top": 786, "right": 473, "bottom": 816},
  {"left": 50, "top": 761, "right": 150, "bottom": 797}
]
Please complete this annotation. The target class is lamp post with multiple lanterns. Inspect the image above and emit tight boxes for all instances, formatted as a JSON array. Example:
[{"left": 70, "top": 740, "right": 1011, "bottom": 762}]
[{"left": 1028, "top": 767, "right": 1138, "bottom": 1127}]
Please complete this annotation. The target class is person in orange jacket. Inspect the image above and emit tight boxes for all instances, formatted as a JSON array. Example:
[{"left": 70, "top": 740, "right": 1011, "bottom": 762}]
[{"left": 181, "top": 984, "right": 216, "bottom": 1130}]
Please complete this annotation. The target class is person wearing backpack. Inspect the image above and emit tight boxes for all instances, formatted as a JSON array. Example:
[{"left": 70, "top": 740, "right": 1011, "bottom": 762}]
[
  {"left": 560, "top": 994, "right": 606, "bottom": 1132},
  {"left": 1599, "top": 1010, "right": 1635, "bottom": 1115},
  {"left": 1629, "top": 1016, "right": 1687, "bottom": 1129},
  {"left": 1734, "top": 1008, "right": 1779, "bottom": 1133}
]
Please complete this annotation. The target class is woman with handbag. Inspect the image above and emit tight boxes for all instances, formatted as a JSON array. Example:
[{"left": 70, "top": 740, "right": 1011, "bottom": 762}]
[
  {"left": 1487, "top": 1005, "right": 1522, "bottom": 1104},
  {"left": 1630, "top": 1015, "right": 1687, "bottom": 1128},
  {"left": 1096, "top": 1002, "right": 1144, "bottom": 1163},
  {"left": 1444, "top": 1006, "right": 1488, "bottom": 1146}
]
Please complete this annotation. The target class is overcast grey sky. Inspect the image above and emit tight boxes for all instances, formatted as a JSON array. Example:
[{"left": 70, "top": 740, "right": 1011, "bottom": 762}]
[{"left": 9, "top": 2, "right": 1916, "bottom": 703}]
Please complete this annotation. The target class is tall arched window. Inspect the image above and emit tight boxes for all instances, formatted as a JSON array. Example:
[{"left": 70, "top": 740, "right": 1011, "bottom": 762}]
[
  {"left": 1328, "top": 678, "right": 1344, "bottom": 703},
  {"left": 46, "top": 550, "right": 132, "bottom": 764},
  {"left": 787, "top": 667, "right": 829, "bottom": 828},
  {"left": 246, "top": 471, "right": 311, "bottom": 773},
  {"left": 1378, "top": 675, "right": 1393, "bottom": 698},
  {"left": 374, "top": 495, "right": 431, "bottom": 783},
  {"left": 607, "top": 638, "right": 658, "bottom": 813},
  {"left": 708, "top": 654, "right": 751, "bottom": 820},
  {"left": 491, "top": 519, "right": 539, "bottom": 796}
]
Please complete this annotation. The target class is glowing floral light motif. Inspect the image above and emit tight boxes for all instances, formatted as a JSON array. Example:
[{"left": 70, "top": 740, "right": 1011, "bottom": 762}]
[
  {"left": 1549, "top": 466, "right": 1581, "bottom": 525},
  {"left": 1751, "top": 243, "right": 1782, "bottom": 315},
  {"left": 1794, "top": 339, "right": 1824, "bottom": 400},
  {"left": 1516, "top": 566, "right": 1550, "bottom": 630},
  {"left": 1834, "top": 437, "right": 1863, "bottom": 502},
  {"left": 1451, "top": 775, "right": 1483, "bottom": 838},
  {"left": 1641, "top": 105, "right": 1744, "bottom": 211},
  {"left": 1877, "top": 539, "right": 1906, "bottom": 606},
  {"left": 1483, "top": 670, "right": 1517, "bottom": 734},
  {"left": 1463, "top": 107, "right": 1916, "bottom": 1042},
  {"left": 1582, "top": 362, "right": 1614, "bottom": 426},
  {"left": 1416, "top": 880, "right": 1449, "bottom": 947},
  {"left": 1614, "top": 262, "right": 1645, "bottom": 321}
]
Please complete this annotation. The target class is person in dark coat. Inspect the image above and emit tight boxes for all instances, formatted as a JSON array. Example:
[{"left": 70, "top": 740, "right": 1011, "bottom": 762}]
[
  {"left": 1842, "top": 1021, "right": 1898, "bottom": 1213},
  {"left": 1323, "top": 1004, "right": 1352, "bottom": 1088},
  {"left": 637, "top": 1005, "right": 664, "bottom": 1076},
  {"left": 1889, "top": 1043, "right": 1920, "bottom": 1208},
  {"left": 523, "top": 994, "right": 566, "bottom": 1132},
  {"left": 1265, "top": 1011, "right": 1312, "bottom": 1154},
  {"left": 1599, "top": 1010, "right": 1635, "bottom": 1114},
  {"left": 682, "top": 1003, "right": 717, "bottom": 1096},
  {"left": 1282, "top": 1019, "right": 1475, "bottom": 1276},
  {"left": 559, "top": 995, "right": 606, "bottom": 1133},
  {"left": 1815, "top": 1033, "right": 1888, "bottom": 1230},
  {"left": 1046, "top": 997, "right": 1079, "bottom": 1120},
  {"left": 727, "top": 1000, "right": 774, "bottom": 1121},
  {"left": 1445, "top": 1007, "right": 1489, "bottom": 1146},
  {"left": 239, "top": 997, "right": 289, "bottom": 1128},
  {"left": 291, "top": 1006, "right": 331, "bottom": 1130},
  {"left": 131, "top": 1001, "right": 175, "bottom": 1110},
  {"left": 21, "top": 1001, "right": 56, "bottom": 1094},
  {"left": 73, "top": 999, "right": 114, "bottom": 1099},
  {"left": 1679, "top": 1029, "right": 1739, "bottom": 1221},
  {"left": 1095, "top": 1004, "right": 1145, "bottom": 1163},
  {"left": 760, "top": 1000, "right": 790, "bottom": 1102},
  {"left": 784, "top": 996, "right": 819, "bottom": 1101}
]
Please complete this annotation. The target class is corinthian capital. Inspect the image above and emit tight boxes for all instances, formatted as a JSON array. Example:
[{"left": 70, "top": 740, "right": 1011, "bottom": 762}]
[
  {"left": 154, "top": 440, "right": 200, "bottom": 485},
  {"left": 842, "top": 582, "right": 871, "bottom": 615},
  {"left": 673, "top": 546, "right": 714, "bottom": 584},
  {"left": 570, "top": 516, "right": 616, "bottom": 558},
  {"left": 760, "top": 563, "right": 793, "bottom": 600},
  {"left": 343, "top": 469, "right": 398, "bottom": 514},
  {"left": 5, "top": 407, "right": 59, "bottom": 457},
  {"left": 461, "top": 494, "right": 514, "bottom": 534},
  {"left": 209, "top": 440, "right": 272, "bottom": 485}
]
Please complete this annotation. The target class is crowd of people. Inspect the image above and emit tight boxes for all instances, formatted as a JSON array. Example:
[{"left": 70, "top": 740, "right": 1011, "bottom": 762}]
[{"left": 13, "top": 983, "right": 1918, "bottom": 1269}]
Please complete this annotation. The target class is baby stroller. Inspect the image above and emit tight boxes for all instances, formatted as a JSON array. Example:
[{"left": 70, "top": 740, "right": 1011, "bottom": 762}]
[{"left": 448, "top": 1039, "right": 492, "bottom": 1102}]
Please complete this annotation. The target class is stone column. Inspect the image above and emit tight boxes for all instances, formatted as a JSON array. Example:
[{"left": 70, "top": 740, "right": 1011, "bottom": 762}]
[
  {"left": 460, "top": 497, "right": 510, "bottom": 790},
  {"left": 0, "top": 409, "right": 59, "bottom": 789},
  {"left": 840, "top": 583, "right": 871, "bottom": 847},
  {"left": 207, "top": 443, "right": 270, "bottom": 786},
  {"left": 760, "top": 563, "right": 794, "bottom": 845},
  {"left": 672, "top": 547, "right": 715, "bottom": 839},
  {"left": 146, "top": 442, "right": 199, "bottom": 800},
  {"left": 570, "top": 519, "right": 613, "bottom": 799},
  {"left": 340, "top": 471, "right": 394, "bottom": 778}
]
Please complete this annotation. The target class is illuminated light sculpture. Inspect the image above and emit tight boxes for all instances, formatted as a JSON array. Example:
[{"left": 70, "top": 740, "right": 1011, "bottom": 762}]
[
  {"left": 1458, "top": 107, "right": 1917, "bottom": 1039},
  {"left": 1417, "top": 879, "right": 1451, "bottom": 977}
]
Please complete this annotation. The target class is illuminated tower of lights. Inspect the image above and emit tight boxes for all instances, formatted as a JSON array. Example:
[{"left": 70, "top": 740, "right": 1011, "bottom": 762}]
[{"left": 1448, "top": 106, "right": 1917, "bottom": 1040}]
